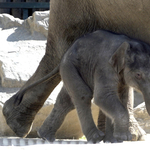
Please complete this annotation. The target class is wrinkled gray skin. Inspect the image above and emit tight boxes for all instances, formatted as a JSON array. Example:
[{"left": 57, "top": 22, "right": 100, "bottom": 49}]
[
  {"left": 3, "top": 0, "right": 148, "bottom": 141},
  {"left": 38, "top": 30, "right": 150, "bottom": 143}
]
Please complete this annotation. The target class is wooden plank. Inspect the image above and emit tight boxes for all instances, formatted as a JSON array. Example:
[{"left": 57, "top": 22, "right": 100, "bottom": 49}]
[{"left": 0, "top": 2, "right": 50, "bottom": 9}]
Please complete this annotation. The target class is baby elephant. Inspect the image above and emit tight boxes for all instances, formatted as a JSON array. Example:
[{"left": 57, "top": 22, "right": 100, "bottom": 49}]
[{"left": 38, "top": 30, "right": 150, "bottom": 143}]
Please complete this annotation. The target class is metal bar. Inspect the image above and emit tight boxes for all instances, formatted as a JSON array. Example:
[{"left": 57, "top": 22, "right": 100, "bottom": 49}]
[
  {"left": 0, "top": 2, "right": 50, "bottom": 9},
  {"left": 23, "top": 8, "right": 28, "bottom": 19}
]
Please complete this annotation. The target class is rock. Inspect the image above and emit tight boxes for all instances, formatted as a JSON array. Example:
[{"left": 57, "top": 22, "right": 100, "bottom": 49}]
[
  {"left": 0, "top": 14, "right": 23, "bottom": 29},
  {"left": 134, "top": 102, "right": 150, "bottom": 133},
  {"left": 26, "top": 11, "right": 49, "bottom": 37}
]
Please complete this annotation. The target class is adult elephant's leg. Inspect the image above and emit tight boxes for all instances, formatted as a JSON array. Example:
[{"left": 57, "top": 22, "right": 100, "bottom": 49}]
[
  {"left": 97, "top": 109, "right": 105, "bottom": 133},
  {"left": 3, "top": 54, "right": 61, "bottom": 137},
  {"left": 2, "top": 11, "right": 64, "bottom": 137},
  {"left": 2, "top": 3, "right": 64, "bottom": 137},
  {"left": 38, "top": 86, "right": 75, "bottom": 142}
]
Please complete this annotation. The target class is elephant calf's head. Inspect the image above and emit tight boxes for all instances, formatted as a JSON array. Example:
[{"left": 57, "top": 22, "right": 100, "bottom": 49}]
[{"left": 109, "top": 41, "right": 150, "bottom": 115}]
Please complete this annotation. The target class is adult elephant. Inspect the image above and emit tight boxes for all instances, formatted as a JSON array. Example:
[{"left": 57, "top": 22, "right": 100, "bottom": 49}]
[{"left": 3, "top": 0, "right": 150, "bottom": 140}]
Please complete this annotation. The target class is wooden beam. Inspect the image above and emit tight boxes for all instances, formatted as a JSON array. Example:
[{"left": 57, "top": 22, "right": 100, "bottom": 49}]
[{"left": 0, "top": 2, "right": 50, "bottom": 9}]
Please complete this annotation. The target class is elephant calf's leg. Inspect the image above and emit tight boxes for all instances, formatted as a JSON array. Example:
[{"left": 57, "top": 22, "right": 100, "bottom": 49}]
[
  {"left": 94, "top": 85, "right": 132, "bottom": 141},
  {"left": 97, "top": 110, "right": 146, "bottom": 142},
  {"left": 104, "top": 117, "right": 120, "bottom": 143},
  {"left": 60, "top": 63, "right": 104, "bottom": 143},
  {"left": 38, "top": 86, "right": 75, "bottom": 142},
  {"left": 97, "top": 110, "right": 120, "bottom": 143}
]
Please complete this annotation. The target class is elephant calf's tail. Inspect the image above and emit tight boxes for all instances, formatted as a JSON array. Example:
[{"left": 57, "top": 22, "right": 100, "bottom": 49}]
[{"left": 14, "top": 65, "right": 60, "bottom": 106}]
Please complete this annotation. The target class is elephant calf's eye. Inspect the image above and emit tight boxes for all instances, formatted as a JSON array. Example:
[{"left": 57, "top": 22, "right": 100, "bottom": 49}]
[{"left": 135, "top": 73, "right": 142, "bottom": 80}]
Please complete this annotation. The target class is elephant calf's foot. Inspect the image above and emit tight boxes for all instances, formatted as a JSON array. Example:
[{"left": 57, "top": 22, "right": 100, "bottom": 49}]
[
  {"left": 86, "top": 129, "right": 104, "bottom": 143},
  {"left": 104, "top": 134, "right": 121, "bottom": 143},
  {"left": 113, "top": 129, "right": 132, "bottom": 142},
  {"left": 3, "top": 97, "right": 35, "bottom": 137}
]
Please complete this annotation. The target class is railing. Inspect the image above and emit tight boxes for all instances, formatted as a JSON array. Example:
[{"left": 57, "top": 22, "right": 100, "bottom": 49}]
[{"left": 0, "top": 1, "right": 50, "bottom": 19}]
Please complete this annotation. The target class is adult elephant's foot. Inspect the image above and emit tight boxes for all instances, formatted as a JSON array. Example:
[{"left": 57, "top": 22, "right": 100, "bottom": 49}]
[
  {"left": 129, "top": 116, "right": 146, "bottom": 141},
  {"left": 38, "top": 129, "right": 55, "bottom": 142},
  {"left": 3, "top": 94, "right": 36, "bottom": 137}
]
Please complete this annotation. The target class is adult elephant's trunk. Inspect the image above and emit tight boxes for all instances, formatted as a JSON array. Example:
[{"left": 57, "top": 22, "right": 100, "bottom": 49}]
[{"left": 143, "top": 94, "right": 150, "bottom": 116}]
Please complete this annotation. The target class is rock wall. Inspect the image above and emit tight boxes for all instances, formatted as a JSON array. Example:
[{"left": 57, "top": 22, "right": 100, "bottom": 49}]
[
  {"left": 0, "top": 11, "right": 150, "bottom": 139},
  {"left": 0, "top": 11, "right": 49, "bottom": 88}
]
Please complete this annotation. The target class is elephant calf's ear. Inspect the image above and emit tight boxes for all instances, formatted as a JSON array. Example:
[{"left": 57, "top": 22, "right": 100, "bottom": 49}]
[{"left": 109, "top": 42, "right": 130, "bottom": 74}]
